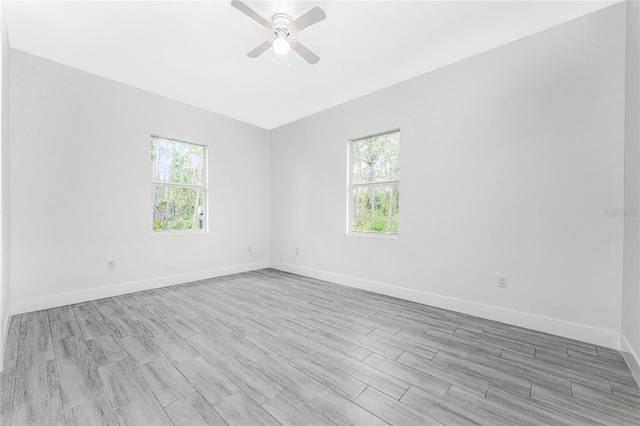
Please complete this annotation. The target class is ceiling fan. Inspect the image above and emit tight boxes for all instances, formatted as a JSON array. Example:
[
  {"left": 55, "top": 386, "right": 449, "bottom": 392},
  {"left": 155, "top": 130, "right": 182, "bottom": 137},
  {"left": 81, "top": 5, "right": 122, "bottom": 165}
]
[{"left": 231, "top": 0, "right": 326, "bottom": 64}]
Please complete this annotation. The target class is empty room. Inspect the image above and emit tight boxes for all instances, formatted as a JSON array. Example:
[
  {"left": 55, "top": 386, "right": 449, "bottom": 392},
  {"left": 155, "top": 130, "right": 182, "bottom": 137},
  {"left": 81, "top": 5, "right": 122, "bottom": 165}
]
[{"left": 0, "top": 0, "right": 639, "bottom": 425}]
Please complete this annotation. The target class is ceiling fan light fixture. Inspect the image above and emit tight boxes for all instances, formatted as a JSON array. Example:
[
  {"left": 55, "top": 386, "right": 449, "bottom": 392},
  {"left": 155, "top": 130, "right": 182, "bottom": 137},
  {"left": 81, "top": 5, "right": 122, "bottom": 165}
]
[
  {"left": 231, "top": 0, "right": 325, "bottom": 64},
  {"left": 273, "top": 36, "right": 290, "bottom": 55}
]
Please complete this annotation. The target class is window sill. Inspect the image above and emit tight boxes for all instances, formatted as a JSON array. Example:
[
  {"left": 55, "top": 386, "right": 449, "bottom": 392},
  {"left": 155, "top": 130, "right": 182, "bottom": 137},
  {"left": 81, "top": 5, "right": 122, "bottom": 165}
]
[
  {"left": 151, "top": 229, "right": 208, "bottom": 236},
  {"left": 347, "top": 231, "right": 399, "bottom": 239}
]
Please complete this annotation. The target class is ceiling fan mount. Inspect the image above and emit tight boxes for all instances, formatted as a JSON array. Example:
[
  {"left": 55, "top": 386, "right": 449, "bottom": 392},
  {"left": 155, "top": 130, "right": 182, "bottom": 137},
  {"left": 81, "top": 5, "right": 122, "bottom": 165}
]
[
  {"left": 231, "top": 0, "right": 326, "bottom": 64},
  {"left": 271, "top": 13, "right": 292, "bottom": 31}
]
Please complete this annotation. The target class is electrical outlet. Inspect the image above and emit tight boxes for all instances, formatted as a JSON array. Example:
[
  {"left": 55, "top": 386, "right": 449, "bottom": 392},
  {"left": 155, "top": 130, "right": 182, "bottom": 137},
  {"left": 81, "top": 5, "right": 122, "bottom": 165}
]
[
  {"left": 497, "top": 275, "right": 508, "bottom": 288},
  {"left": 107, "top": 259, "right": 116, "bottom": 270},
  {"left": 296, "top": 248, "right": 300, "bottom": 255},
  {"left": 247, "top": 245, "right": 252, "bottom": 252}
]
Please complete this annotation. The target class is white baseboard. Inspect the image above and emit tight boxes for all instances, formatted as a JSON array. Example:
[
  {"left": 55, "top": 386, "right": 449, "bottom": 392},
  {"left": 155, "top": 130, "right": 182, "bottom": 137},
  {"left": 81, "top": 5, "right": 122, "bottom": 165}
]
[
  {"left": 11, "top": 261, "right": 270, "bottom": 315},
  {"left": 620, "top": 334, "right": 640, "bottom": 386},
  {"left": 270, "top": 262, "right": 620, "bottom": 350}
]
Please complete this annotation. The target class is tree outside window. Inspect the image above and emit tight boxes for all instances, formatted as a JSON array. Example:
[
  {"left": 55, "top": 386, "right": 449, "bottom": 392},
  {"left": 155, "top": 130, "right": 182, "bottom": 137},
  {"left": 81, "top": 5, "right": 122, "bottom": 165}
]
[
  {"left": 151, "top": 136, "right": 206, "bottom": 232},
  {"left": 349, "top": 130, "right": 399, "bottom": 235}
]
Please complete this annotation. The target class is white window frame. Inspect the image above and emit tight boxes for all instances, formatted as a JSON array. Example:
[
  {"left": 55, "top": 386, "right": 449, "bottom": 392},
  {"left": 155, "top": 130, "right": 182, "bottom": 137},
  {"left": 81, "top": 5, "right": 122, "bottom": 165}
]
[
  {"left": 151, "top": 135, "right": 208, "bottom": 234},
  {"left": 347, "top": 129, "right": 400, "bottom": 238}
]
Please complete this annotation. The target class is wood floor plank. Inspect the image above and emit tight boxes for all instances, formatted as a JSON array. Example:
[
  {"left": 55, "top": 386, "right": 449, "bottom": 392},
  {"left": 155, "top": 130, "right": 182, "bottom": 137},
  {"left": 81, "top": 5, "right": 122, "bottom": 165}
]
[
  {"left": 62, "top": 395, "right": 119, "bottom": 426},
  {"left": 185, "top": 333, "right": 233, "bottom": 364},
  {"left": 501, "top": 349, "right": 613, "bottom": 393},
  {"left": 508, "top": 326, "right": 598, "bottom": 356},
  {"left": 215, "top": 357, "right": 283, "bottom": 405},
  {"left": 118, "top": 333, "right": 162, "bottom": 365},
  {"left": 87, "top": 334, "right": 128, "bottom": 367},
  {"left": 443, "top": 385, "right": 546, "bottom": 426},
  {"left": 21, "top": 310, "right": 49, "bottom": 323},
  {"left": 134, "top": 316, "right": 173, "bottom": 337},
  {"left": 326, "top": 353, "right": 411, "bottom": 400},
  {"left": 1, "top": 398, "right": 13, "bottom": 426},
  {"left": 369, "top": 329, "right": 447, "bottom": 359},
  {"left": 154, "top": 332, "right": 199, "bottom": 364},
  {"left": 139, "top": 355, "right": 195, "bottom": 407},
  {"left": 13, "top": 359, "right": 59, "bottom": 409},
  {"left": 485, "top": 383, "right": 601, "bottom": 426},
  {"left": 610, "top": 380, "right": 640, "bottom": 400},
  {"left": 426, "top": 328, "right": 503, "bottom": 358},
  {"left": 53, "top": 334, "right": 91, "bottom": 366},
  {"left": 11, "top": 394, "right": 64, "bottom": 426},
  {"left": 114, "top": 395, "right": 173, "bottom": 426},
  {"left": 160, "top": 316, "right": 202, "bottom": 338},
  {"left": 396, "top": 311, "right": 459, "bottom": 334},
  {"left": 466, "top": 351, "right": 572, "bottom": 394},
  {"left": 244, "top": 332, "right": 305, "bottom": 360},
  {"left": 253, "top": 355, "right": 326, "bottom": 401},
  {"left": 58, "top": 358, "right": 105, "bottom": 409},
  {"left": 17, "top": 319, "right": 54, "bottom": 368},
  {"left": 191, "top": 315, "right": 233, "bottom": 336},
  {"left": 3, "top": 316, "right": 21, "bottom": 371},
  {"left": 432, "top": 351, "right": 531, "bottom": 397},
  {"left": 216, "top": 333, "right": 270, "bottom": 362},
  {"left": 337, "top": 329, "right": 405, "bottom": 359},
  {"left": 78, "top": 318, "right": 112, "bottom": 341},
  {"left": 569, "top": 348, "right": 630, "bottom": 371},
  {"left": 278, "top": 331, "right": 340, "bottom": 361},
  {"left": 354, "top": 386, "right": 442, "bottom": 426},
  {"left": 164, "top": 391, "right": 228, "bottom": 426},
  {"left": 535, "top": 349, "right": 634, "bottom": 385},
  {"left": 309, "top": 389, "right": 388, "bottom": 426},
  {"left": 455, "top": 328, "right": 535, "bottom": 357},
  {"left": 47, "top": 306, "right": 74, "bottom": 322},
  {"left": 97, "top": 358, "right": 149, "bottom": 408},
  {"left": 307, "top": 331, "right": 372, "bottom": 361},
  {"left": 363, "top": 352, "right": 451, "bottom": 398},
  {"left": 107, "top": 316, "right": 143, "bottom": 339},
  {"left": 288, "top": 355, "right": 367, "bottom": 401},
  {"left": 1, "top": 366, "right": 16, "bottom": 403},
  {"left": 571, "top": 382, "right": 640, "bottom": 419},
  {"left": 72, "top": 303, "right": 102, "bottom": 321},
  {"left": 262, "top": 390, "right": 334, "bottom": 426},
  {"left": 177, "top": 356, "right": 240, "bottom": 405},
  {"left": 396, "top": 350, "right": 489, "bottom": 396},
  {"left": 400, "top": 385, "right": 484, "bottom": 426},
  {"left": 50, "top": 318, "right": 82, "bottom": 341},
  {"left": 214, "top": 391, "right": 280, "bottom": 426},
  {"left": 484, "top": 327, "right": 570, "bottom": 357},
  {"left": 531, "top": 382, "right": 637, "bottom": 425}
]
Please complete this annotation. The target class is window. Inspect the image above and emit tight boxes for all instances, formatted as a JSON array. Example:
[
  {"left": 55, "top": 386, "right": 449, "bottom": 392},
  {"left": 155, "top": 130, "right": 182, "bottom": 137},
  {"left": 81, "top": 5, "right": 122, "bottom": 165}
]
[
  {"left": 151, "top": 136, "right": 206, "bottom": 232},
  {"left": 349, "top": 130, "right": 400, "bottom": 235}
]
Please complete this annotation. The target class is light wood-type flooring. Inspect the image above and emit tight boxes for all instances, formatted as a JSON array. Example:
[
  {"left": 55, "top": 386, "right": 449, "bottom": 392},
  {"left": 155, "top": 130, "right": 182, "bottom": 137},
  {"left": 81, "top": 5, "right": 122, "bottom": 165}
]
[{"left": 1, "top": 269, "right": 639, "bottom": 425}]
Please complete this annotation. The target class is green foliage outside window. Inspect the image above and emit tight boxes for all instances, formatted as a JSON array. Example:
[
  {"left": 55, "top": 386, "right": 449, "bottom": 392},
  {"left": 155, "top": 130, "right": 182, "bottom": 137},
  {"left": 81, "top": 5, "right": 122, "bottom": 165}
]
[
  {"left": 351, "top": 131, "right": 400, "bottom": 234},
  {"left": 151, "top": 137, "right": 206, "bottom": 232}
]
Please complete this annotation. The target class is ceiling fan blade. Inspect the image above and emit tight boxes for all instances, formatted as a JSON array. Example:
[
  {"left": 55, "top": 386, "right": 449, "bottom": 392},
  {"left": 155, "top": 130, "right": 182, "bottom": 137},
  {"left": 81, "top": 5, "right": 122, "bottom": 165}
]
[
  {"left": 247, "top": 39, "right": 273, "bottom": 58},
  {"left": 288, "top": 6, "right": 326, "bottom": 33},
  {"left": 231, "top": 0, "right": 272, "bottom": 29},
  {"left": 290, "top": 40, "right": 320, "bottom": 64}
]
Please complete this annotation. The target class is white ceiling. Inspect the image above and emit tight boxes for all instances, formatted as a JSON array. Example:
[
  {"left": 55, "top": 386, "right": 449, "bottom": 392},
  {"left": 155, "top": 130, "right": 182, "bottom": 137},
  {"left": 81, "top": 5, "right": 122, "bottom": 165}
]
[{"left": 3, "top": 0, "right": 618, "bottom": 129}]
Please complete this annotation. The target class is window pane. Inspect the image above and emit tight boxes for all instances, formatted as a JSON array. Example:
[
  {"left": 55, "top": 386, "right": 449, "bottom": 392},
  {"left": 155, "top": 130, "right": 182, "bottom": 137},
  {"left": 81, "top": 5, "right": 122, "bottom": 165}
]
[
  {"left": 352, "top": 184, "right": 399, "bottom": 234},
  {"left": 352, "top": 131, "right": 399, "bottom": 184},
  {"left": 151, "top": 137, "right": 204, "bottom": 186},
  {"left": 152, "top": 185, "right": 205, "bottom": 231}
]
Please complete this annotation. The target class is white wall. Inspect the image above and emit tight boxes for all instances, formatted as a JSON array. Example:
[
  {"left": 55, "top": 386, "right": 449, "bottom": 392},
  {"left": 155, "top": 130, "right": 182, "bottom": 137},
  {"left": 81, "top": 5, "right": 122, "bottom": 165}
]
[
  {"left": 270, "top": 4, "right": 626, "bottom": 348},
  {"left": 622, "top": 0, "right": 640, "bottom": 383},
  {"left": 0, "top": 3, "right": 10, "bottom": 373},
  {"left": 9, "top": 50, "right": 270, "bottom": 313}
]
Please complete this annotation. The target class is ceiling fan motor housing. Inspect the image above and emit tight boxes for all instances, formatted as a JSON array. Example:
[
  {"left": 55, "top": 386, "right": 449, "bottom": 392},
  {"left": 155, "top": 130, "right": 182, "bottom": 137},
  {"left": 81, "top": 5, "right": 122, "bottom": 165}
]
[{"left": 272, "top": 13, "right": 292, "bottom": 34}]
